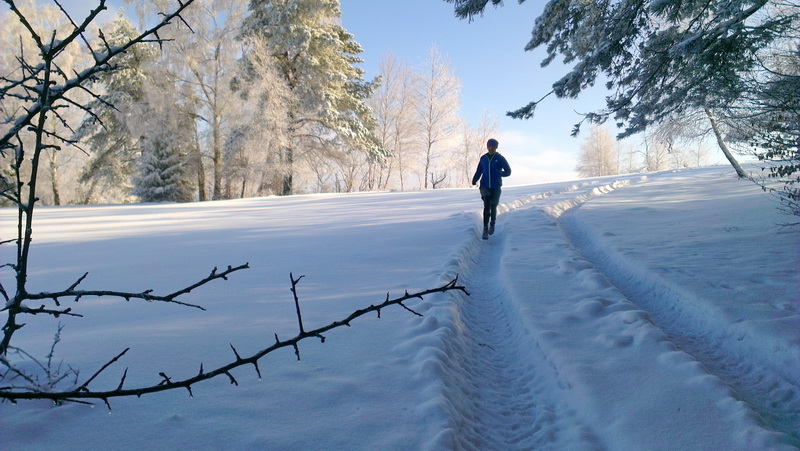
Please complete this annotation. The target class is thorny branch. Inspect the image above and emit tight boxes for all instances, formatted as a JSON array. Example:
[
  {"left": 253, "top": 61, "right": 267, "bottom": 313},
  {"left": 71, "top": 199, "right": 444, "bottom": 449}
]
[
  {"left": 0, "top": 276, "right": 469, "bottom": 407},
  {"left": 20, "top": 264, "right": 251, "bottom": 310}
]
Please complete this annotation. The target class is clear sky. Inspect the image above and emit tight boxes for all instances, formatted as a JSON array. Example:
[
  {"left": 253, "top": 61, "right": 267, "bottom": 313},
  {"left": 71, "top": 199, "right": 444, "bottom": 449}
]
[{"left": 4, "top": 0, "right": 616, "bottom": 185}]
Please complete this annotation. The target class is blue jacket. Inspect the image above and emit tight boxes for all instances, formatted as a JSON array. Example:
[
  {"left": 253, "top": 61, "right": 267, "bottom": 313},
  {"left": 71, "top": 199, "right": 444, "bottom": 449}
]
[{"left": 472, "top": 152, "right": 511, "bottom": 189}]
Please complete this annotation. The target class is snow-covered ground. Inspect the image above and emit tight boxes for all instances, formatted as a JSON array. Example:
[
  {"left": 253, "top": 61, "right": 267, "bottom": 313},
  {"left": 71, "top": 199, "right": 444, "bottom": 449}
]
[{"left": 1, "top": 165, "right": 798, "bottom": 450}]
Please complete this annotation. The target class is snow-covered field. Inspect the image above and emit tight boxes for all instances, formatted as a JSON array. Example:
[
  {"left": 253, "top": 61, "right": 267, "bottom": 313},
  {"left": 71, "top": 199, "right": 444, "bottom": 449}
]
[{"left": 1, "top": 165, "right": 798, "bottom": 450}]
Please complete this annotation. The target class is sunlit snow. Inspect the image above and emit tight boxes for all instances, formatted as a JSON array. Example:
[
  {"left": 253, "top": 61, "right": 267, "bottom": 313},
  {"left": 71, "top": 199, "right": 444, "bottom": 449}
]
[{"left": 1, "top": 165, "right": 798, "bottom": 450}]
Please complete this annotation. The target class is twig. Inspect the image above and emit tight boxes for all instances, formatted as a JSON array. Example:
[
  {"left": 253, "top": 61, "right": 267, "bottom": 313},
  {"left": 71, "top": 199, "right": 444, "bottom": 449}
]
[{"left": 0, "top": 276, "right": 469, "bottom": 403}]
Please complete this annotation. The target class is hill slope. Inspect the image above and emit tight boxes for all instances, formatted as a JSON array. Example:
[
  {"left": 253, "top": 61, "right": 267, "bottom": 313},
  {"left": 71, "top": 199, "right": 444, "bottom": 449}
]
[{"left": 1, "top": 166, "right": 798, "bottom": 449}]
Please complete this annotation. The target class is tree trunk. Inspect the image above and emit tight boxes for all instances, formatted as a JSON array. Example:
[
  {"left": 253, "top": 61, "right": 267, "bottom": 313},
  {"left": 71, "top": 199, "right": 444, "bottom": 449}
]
[
  {"left": 193, "top": 129, "right": 206, "bottom": 201},
  {"left": 212, "top": 116, "right": 223, "bottom": 199},
  {"left": 49, "top": 150, "right": 61, "bottom": 205},
  {"left": 704, "top": 107, "right": 747, "bottom": 178},
  {"left": 282, "top": 146, "right": 293, "bottom": 195}
]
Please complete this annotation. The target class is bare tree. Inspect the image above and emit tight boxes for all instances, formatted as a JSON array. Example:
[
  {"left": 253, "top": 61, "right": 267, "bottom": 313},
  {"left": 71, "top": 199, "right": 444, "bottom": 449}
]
[
  {"left": 369, "top": 54, "right": 418, "bottom": 191},
  {"left": 648, "top": 112, "right": 711, "bottom": 170},
  {"left": 459, "top": 112, "right": 499, "bottom": 186},
  {"left": 0, "top": 0, "right": 467, "bottom": 407},
  {"left": 576, "top": 126, "right": 619, "bottom": 178},
  {"left": 414, "top": 46, "right": 460, "bottom": 189}
]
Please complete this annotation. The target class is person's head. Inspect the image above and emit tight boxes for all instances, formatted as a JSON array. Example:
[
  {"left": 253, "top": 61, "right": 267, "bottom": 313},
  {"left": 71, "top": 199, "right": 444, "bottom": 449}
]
[{"left": 487, "top": 138, "right": 499, "bottom": 153}]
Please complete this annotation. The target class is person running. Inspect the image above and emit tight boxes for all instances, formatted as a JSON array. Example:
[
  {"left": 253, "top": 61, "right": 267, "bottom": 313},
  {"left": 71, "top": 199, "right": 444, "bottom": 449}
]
[{"left": 471, "top": 138, "right": 511, "bottom": 240}]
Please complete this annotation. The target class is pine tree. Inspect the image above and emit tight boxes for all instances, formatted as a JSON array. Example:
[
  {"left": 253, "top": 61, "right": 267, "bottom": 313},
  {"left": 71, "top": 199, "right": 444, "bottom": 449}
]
[
  {"left": 240, "top": 0, "right": 383, "bottom": 195},
  {"left": 737, "top": 45, "right": 800, "bottom": 218},
  {"left": 134, "top": 132, "right": 193, "bottom": 202}
]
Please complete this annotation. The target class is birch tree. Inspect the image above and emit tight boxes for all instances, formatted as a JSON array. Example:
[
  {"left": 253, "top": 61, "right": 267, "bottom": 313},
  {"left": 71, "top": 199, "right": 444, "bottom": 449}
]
[
  {"left": 369, "top": 54, "right": 418, "bottom": 191},
  {"left": 414, "top": 46, "right": 460, "bottom": 189},
  {"left": 576, "top": 125, "right": 619, "bottom": 178}
]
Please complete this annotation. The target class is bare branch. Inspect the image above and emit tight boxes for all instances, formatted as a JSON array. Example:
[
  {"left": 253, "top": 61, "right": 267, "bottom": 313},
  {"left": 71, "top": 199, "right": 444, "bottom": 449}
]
[
  {"left": 22, "top": 263, "right": 250, "bottom": 310},
  {"left": 290, "top": 272, "right": 306, "bottom": 334},
  {"left": 0, "top": 276, "right": 468, "bottom": 403}
]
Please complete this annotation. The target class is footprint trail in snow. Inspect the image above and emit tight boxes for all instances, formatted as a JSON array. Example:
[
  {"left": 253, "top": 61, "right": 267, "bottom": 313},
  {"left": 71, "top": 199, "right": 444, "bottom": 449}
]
[{"left": 431, "top": 181, "right": 799, "bottom": 449}]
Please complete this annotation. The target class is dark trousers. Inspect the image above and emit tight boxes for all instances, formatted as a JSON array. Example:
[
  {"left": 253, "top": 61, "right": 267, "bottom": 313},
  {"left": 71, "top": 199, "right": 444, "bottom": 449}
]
[{"left": 479, "top": 187, "right": 501, "bottom": 229}]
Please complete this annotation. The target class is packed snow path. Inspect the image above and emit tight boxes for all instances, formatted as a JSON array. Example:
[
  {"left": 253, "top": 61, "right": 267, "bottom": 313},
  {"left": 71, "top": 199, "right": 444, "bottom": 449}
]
[
  {"left": 435, "top": 213, "right": 601, "bottom": 449},
  {"left": 432, "top": 181, "right": 800, "bottom": 449}
]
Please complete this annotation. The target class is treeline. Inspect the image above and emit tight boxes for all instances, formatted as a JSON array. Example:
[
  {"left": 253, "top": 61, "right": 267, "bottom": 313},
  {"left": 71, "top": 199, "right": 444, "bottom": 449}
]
[
  {"left": 576, "top": 116, "right": 715, "bottom": 179},
  {"left": 0, "top": 0, "right": 496, "bottom": 205}
]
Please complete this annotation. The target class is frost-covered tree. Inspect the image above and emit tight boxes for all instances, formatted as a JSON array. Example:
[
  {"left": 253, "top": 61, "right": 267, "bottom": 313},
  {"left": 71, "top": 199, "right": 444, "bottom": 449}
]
[
  {"left": 134, "top": 132, "right": 193, "bottom": 202},
  {"left": 734, "top": 44, "right": 800, "bottom": 217},
  {"left": 369, "top": 54, "right": 419, "bottom": 191},
  {"left": 130, "top": 0, "right": 248, "bottom": 200},
  {"left": 228, "top": 35, "right": 294, "bottom": 196},
  {"left": 130, "top": 60, "right": 196, "bottom": 202},
  {"left": 0, "top": 0, "right": 92, "bottom": 205},
  {"left": 74, "top": 12, "right": 156, "bottom": 204},
  {"left": 414, "top": 46, "right": 461, "bottom": 189},
  {"left": 459, "top": 112, "right": 498, "bottom": 186},
  {"left": 641, "top": 129, "right": 673, "bottom": 173},
  {"left": 446, "top": 0, "right": 799, "bottom": 179},
  {"left": 241, "top": 0, "right": 383, "bottom": 195},
  {"left": 576, "top": 126, "right": 619, "bottom": 178},
  {"left": 647, "top": 111, "right": 711, "bottom": 170}
]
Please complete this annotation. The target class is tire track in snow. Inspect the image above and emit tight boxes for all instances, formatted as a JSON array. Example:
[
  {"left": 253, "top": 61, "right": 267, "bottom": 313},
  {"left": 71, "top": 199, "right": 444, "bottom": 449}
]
[
  {"left": 429, "top": 184, "right": 609, "bottom": 450},
  {"left": 548, "top": 182, "right": 800, "bottom": 446}
]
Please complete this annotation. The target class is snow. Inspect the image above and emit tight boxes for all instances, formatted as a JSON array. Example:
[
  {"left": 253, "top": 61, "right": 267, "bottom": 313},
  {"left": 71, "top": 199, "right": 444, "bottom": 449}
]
[{"left": 1, "top": 165, "right": 798, "bottom": 450}]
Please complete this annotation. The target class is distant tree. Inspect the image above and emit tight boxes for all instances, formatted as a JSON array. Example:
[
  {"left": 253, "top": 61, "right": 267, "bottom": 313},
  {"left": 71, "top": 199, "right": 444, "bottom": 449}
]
[
  {"left": 576, "top": 126, "right": 619, "bottom": 178},
  {"left": 74, "top": 12, "right": 156, "bottom": 204},
  {"left": 641, "top": 130, "right": 673, "bottom": 173},
  {"left": 445, "top": 0, "right": 799, "bottom": 180},
  {"left": 241, "top": 0, "right": 383, "bottom": 195},
  {"left": 414, "top": 46, "right": 460, "bottom": 189},
  {"left": 459, "top": 111, "right": 498, "bottom": 186},
  {"left": 618, "top": 139, "right": 642, "bottom": 174},
  {"left": 370, "top": 54, "right": 418, "bottom": 191},
  {"left": 134, "top": 131, "right": 194, "bottom": 202},
  {"left": 648, "top": 111, "right": 711, "bottom": 170}
]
